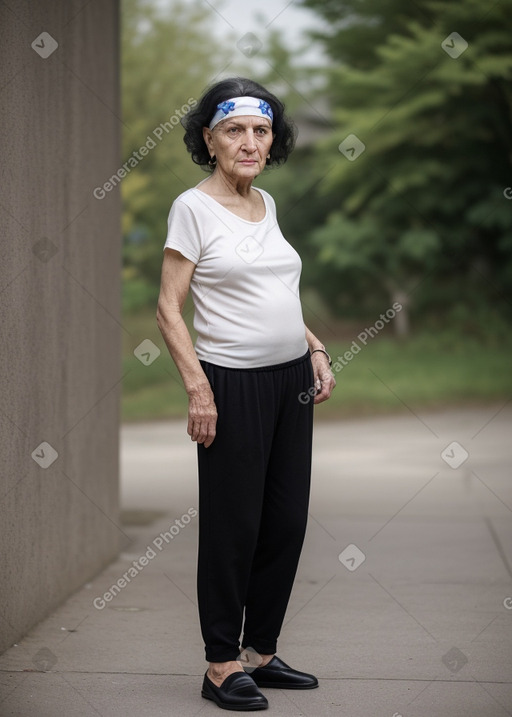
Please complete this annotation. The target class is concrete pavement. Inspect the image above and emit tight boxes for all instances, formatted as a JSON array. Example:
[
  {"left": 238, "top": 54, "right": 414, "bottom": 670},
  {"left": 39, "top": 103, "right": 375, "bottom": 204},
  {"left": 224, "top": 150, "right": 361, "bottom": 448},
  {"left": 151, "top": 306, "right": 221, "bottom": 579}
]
[{"left": 1, "top": 405, "right": 511, "bottom": 716}]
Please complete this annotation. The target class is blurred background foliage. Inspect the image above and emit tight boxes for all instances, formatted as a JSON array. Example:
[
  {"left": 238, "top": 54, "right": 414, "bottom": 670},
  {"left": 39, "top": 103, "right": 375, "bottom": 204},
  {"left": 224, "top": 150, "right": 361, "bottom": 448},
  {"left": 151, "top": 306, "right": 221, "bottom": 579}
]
[{"left": 121, "top": 0, "right": 512, "bottom": 420}]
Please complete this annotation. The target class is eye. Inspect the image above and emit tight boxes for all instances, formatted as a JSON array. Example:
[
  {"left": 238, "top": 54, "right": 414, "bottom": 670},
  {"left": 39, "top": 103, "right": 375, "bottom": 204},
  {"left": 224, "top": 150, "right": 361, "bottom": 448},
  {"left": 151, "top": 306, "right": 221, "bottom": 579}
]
[
  {"left": 256, "top": 127, "right": 268, "bottom": 135},
  {"left": 227, "top": 127, "right": 241, "bottom": 134}
]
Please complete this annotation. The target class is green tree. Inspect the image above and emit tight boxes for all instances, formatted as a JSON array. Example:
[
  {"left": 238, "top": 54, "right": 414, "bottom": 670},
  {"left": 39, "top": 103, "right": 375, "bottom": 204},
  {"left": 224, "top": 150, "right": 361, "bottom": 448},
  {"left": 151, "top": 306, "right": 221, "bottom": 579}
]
[
  {"left": 121, "top": 0, "right": 229, "bottom": 309},
  {"left": 298, "top": 0, "right": 512, "bottom": 335}
]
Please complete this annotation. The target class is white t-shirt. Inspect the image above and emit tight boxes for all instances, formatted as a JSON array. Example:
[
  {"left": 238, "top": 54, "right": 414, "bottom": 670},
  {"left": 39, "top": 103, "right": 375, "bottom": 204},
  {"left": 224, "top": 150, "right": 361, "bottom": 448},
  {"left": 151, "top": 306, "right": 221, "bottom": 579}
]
[{"left": 163, "top": 183, "right": 308, "bottom": 368}]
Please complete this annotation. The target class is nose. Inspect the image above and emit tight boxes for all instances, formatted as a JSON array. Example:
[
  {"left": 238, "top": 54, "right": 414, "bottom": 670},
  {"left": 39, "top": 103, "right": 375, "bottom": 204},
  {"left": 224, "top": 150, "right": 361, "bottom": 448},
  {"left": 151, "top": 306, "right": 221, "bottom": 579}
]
[{"left": 241, "top": 129, "right": 257, "bottom": 152}]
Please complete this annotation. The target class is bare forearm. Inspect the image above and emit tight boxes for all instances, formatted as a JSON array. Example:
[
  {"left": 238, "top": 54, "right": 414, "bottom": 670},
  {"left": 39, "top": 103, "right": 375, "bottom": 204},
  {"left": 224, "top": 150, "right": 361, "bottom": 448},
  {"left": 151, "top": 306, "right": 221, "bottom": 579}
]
[
  {"left": 304, "top": 325, "right": 325, "bottom": 353},
  {"left": 156, "top": 307, "right": 209, "bottom": 395}
]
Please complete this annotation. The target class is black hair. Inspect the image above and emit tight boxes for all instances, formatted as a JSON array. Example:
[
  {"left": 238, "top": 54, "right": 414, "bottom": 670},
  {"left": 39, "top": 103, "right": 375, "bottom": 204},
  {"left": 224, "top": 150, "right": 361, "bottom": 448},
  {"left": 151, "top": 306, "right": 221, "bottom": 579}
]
[{"left": 181, "top": 77, "right": 297, "bottom": 171}]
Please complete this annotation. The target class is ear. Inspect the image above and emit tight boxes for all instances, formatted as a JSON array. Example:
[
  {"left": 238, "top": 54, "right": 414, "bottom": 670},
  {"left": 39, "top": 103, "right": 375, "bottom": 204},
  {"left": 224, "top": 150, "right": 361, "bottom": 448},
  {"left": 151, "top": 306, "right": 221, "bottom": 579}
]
[{"left": 203, "top": 127, "right": 214, "bottom": 155}]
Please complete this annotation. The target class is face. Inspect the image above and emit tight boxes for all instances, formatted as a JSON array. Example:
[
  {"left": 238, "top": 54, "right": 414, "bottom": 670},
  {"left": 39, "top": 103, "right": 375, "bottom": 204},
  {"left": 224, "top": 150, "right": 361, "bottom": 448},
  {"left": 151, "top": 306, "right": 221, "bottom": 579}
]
[{"left": 203, "top": 115, "right": 274, "bottom": 180}]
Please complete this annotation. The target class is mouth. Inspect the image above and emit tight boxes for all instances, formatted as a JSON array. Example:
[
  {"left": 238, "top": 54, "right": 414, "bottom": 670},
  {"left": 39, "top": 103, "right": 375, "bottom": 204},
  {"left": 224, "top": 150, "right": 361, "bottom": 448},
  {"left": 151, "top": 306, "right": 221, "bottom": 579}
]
[{"left": 239, "top": 160, "right": 258, "bottom": 165}]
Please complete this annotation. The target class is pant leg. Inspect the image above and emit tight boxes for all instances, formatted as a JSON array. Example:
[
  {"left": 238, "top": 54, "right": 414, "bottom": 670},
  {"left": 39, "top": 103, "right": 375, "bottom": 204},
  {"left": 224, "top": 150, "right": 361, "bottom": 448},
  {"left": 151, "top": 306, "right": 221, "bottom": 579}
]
[
  {"left": 196, "top": 361, "right": 277, "bottom": 663},
  {"left": 241, "top": 354, "right": 314, "bottom": 654}
]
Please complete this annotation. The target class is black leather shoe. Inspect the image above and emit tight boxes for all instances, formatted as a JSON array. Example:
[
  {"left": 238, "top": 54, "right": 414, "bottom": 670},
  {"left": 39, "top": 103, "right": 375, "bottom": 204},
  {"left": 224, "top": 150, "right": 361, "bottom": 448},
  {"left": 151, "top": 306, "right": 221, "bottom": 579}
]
[
  {"left": 247, "top": 655, "right": 319, "bottom": 689},
  {"left": 201, "top": 671, "right": 269, "bottom": 711}
]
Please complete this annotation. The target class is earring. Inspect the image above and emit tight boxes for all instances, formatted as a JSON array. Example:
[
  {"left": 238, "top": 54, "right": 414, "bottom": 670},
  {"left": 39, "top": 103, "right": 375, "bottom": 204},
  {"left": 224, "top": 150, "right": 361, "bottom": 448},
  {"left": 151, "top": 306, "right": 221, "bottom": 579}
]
[
  {"left": 208, "top": 155, "right": 217, "bottom": 166},
  {"left": 266, "top": 154, "right": 271, "bottom": 165}
]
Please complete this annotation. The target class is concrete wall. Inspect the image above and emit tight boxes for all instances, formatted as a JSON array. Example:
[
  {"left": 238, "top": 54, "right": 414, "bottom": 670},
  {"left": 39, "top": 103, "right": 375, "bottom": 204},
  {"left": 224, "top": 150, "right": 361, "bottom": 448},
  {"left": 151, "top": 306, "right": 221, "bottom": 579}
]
[{"left": 0, "top": 1, "right": 122, "bottom": 654}]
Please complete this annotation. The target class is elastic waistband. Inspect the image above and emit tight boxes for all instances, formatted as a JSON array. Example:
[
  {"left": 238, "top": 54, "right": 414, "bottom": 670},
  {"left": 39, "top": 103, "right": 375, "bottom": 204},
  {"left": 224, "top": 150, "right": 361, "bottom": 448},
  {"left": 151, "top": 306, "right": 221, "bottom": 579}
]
[{"left": 200, "top": 349, "right": 311, "bottom": 373}]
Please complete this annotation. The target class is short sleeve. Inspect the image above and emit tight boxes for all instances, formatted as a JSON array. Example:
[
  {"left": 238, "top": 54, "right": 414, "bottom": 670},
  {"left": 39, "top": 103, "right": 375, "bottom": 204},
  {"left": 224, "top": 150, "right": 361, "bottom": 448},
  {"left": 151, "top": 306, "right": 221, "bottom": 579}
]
[
  {"left": 258, "top": 188, "right": 277, "bottom": 219},
  {"left": 163, "top": 198, "right": 202, "bottom": 264}
]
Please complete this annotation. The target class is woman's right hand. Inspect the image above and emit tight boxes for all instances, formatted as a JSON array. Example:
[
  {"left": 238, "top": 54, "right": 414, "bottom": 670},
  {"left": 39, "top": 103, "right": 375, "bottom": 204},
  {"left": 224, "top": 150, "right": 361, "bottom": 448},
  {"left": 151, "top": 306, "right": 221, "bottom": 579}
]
[{"left": 187, "top": 386, "right": 218, "bottom": 448}]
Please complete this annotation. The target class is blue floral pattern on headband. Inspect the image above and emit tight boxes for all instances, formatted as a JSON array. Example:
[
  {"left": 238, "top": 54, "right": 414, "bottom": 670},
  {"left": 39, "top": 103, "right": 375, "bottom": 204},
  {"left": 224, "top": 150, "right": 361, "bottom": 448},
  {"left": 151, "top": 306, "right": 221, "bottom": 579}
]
[
  {"left": 209, "top": 97, "right": 274, "bottom": 129},
  {"left": 259, "top": 100, "right": 273, "bottom": 121},
  {"left": 217, "top": 101, "right": 236, "bottom": 116}
]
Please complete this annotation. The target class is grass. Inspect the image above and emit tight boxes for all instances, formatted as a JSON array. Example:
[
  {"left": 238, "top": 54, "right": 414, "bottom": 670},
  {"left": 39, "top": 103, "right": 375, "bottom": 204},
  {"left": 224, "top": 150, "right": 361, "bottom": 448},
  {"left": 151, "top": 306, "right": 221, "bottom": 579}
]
[{"left": 121, "top": 307, "right": 512, "bottom": 422}]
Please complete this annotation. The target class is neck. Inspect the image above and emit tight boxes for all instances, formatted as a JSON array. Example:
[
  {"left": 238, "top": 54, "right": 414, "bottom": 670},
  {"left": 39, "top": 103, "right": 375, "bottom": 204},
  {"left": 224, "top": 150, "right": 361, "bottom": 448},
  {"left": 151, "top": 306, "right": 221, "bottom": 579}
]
[{"left": 207, "top": 168, "right": 254, "bottom": 198}]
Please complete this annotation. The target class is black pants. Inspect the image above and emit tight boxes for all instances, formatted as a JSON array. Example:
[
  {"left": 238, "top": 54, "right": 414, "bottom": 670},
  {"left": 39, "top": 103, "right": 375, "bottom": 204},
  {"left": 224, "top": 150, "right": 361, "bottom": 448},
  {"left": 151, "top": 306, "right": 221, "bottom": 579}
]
[{"left": 197, "top": 350, "right": 314, "bottom": 662}]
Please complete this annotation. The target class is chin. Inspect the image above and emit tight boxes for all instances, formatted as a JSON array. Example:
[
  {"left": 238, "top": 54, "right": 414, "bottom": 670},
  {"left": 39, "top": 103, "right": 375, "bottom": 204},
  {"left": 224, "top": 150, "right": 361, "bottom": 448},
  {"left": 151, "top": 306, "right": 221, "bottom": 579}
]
[{"left": 236, "top": 164, "right": 262, "bottom": 176}]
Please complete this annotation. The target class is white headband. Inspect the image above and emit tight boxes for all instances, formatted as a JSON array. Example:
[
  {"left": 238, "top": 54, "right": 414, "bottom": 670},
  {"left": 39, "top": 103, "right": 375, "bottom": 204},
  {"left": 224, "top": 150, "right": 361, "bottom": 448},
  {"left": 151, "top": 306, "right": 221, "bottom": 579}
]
[{"left": 208, "top": 96, "right": 274, "bottom": 130}]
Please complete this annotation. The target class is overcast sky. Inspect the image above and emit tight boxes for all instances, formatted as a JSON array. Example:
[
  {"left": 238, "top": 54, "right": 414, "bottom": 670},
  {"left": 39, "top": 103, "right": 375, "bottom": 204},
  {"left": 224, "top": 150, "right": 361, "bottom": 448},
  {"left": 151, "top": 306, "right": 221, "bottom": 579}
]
[
  {"left": 202, "top": 0, "right": 327, "bottom": 55},
  {"left": 156, "top": 0, "right": 329, "bottom": 66}
]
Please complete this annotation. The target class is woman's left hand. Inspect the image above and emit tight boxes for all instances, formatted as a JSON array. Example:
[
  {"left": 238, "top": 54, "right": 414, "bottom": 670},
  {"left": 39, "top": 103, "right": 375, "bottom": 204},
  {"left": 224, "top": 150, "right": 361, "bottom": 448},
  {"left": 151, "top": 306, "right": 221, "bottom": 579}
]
[{"left": 311, "top": 352, "right": 336, "bottom": 404}]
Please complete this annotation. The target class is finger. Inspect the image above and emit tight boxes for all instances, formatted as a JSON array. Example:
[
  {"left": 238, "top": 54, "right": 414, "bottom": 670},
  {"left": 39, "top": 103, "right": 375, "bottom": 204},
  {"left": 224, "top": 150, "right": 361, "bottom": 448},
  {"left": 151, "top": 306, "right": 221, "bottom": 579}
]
[
  {"left": 313, "top": 384, "right": 328, "bottom": 404},
  {"left": 195, "top": 421, "right": 208, "bottom": 444},
  {"left": 203, "top": 431, "right": 216, "bottom": 448},
  {"left": 314, "top": 378, "right": 335, "bottom": 403},
  {"left": 203, "top": 415, "right": 217, "bottom": 448},
  {"left": 314, "top": 376, "right": 329, "bottom": 392},
  {"left": 189, "top": 417, "right": 203, "bottom": 442},
  {"left": 193, "top": 414, "right": 217, "bottom": 444}
]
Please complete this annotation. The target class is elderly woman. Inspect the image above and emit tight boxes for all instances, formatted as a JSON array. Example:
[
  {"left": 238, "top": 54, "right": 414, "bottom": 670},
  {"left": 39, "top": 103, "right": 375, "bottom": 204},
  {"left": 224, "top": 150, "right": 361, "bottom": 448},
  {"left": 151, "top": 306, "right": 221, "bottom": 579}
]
[{"left": 157, "top": 77, "right": 335, "bottom": 711}]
